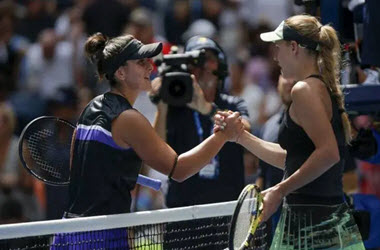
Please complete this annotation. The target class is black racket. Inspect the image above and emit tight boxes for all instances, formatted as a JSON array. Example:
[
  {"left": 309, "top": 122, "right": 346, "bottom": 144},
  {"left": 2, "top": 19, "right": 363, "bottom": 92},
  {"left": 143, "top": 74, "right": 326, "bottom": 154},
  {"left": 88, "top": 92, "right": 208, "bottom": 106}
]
[
  {"left": 229, "top": 184, "right": 266, "bottom": 250},
  {"left": 19, "top": 116, "right": 161, "bottom": 190}
]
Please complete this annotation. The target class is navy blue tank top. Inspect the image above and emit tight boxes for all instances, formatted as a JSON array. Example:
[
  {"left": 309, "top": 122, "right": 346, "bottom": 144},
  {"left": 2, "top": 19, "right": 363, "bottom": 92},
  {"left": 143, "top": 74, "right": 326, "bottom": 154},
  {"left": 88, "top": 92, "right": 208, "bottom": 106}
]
[
  {"left": 67, "top": 92, "right": 141, "bottom": 216},
  {"left": 278, "top": 75, "right": 346, "bottom": 199}
]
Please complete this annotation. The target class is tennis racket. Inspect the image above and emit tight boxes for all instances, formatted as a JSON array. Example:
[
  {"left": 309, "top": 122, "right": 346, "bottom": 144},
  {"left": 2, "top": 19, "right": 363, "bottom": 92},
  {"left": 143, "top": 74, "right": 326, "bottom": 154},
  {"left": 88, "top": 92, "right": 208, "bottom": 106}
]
[
  {"left": 229, "top": 184, "right": 266, "bottom": 250},
  {"left": 19, "top": 116, "right": 162, "bottom": 191}
]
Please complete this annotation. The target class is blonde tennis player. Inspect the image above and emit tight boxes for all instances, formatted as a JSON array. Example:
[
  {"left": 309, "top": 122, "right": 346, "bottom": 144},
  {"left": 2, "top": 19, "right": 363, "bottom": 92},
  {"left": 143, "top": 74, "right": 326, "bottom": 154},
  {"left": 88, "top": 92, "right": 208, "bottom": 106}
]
[{"left": 216, "top": 14, "right": 365, "bottom": 249}]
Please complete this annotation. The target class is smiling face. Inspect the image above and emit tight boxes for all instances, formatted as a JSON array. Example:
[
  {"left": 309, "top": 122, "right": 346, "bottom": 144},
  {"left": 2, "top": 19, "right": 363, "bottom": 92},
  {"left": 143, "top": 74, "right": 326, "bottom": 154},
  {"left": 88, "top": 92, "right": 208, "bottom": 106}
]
[{"left": 116, "top": 58, "right": 153, "bottom": 91}]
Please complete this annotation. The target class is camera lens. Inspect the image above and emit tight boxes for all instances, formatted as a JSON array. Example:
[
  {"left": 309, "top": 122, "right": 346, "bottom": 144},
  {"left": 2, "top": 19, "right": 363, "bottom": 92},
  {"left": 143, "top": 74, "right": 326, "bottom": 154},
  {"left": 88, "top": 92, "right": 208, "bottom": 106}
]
[
  {"left": 161, "top": 72, "right": 193, "bottom": 106},
  {"left": 168, "top": 80, "right": 186, "bottom": 98}
]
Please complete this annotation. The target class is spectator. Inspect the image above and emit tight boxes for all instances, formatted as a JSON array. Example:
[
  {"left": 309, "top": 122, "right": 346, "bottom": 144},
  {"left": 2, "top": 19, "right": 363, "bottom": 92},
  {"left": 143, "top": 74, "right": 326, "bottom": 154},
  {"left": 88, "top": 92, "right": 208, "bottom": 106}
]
[
  {"left": 15, "top": 0, "right": 56, "bottom": 43},
  {"left": 151, "top": 35, "right": 250, "bottom": 250},
  {"left": 0, "top": 1, "right": 29, "bottom": 101},
  {"left": 82, "top": 0, "right": 129, "bottom": 37},
  {"left": 22, "top": 29, "right": 75, "bottom": 100},
  {"left": 0, "top": 102, "right": 43, "bottom": 222},
  {"left": 164, "top": 0, "right": 191, "bottom": 45}
]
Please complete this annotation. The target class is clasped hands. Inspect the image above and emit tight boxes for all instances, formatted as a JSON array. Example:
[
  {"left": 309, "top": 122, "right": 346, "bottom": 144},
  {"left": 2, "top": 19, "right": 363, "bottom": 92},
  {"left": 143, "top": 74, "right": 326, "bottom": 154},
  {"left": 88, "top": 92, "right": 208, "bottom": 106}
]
[{"left": 213, "top": 111, "right": 244, "bottom": 142}]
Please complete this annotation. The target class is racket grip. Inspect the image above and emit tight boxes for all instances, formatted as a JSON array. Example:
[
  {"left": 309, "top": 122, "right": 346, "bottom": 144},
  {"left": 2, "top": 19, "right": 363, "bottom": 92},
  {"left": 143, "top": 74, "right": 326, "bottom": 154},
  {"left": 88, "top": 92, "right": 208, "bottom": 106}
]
[{"left": 137, "top": 174, "right": 162, "bottom": 191}]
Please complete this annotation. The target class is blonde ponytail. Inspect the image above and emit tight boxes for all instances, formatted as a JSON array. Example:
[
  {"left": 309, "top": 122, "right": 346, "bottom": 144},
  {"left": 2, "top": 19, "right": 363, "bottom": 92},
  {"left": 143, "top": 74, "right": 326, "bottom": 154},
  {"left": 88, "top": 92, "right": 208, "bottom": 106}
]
[
  {"left": 285, "top": 15, "right": 352, "bottom": 144},
  {"left": 318, "top": 25, "right": 352, "bottom": 144}
]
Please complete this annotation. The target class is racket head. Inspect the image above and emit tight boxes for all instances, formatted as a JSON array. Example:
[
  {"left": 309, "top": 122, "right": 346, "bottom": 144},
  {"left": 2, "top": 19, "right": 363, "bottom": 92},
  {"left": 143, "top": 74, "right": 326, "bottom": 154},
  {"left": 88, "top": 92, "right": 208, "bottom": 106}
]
[
  {"left": 19, "top": 116, "right": 75, "bottom": 186},
  {"left": 229, "top": 184, "right": 265, "bottom": 250}
]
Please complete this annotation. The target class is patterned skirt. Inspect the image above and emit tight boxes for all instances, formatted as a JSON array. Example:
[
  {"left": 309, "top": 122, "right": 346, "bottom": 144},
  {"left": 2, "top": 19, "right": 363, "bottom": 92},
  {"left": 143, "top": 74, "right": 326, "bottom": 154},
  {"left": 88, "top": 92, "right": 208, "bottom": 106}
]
[{"left": 270, "top": 198, "right": 365, "bottom": 250}]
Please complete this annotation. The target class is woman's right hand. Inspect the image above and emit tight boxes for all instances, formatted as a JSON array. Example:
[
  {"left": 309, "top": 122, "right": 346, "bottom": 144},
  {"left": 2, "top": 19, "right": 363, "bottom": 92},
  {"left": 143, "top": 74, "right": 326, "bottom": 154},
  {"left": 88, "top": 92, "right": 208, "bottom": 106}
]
[
  {"left": 214, "top": 110, "right": 244, "bottom": 142},
  {"left": 261, "top": 185, "right": 285, "bottom": 222}
]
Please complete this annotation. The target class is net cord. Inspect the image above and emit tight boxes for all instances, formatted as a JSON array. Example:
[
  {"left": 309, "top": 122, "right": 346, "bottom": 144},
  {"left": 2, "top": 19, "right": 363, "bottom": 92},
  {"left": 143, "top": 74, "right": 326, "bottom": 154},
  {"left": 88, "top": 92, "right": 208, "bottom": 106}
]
[{"left": 0, "top": 200, "right": 237, "bottom": 240}]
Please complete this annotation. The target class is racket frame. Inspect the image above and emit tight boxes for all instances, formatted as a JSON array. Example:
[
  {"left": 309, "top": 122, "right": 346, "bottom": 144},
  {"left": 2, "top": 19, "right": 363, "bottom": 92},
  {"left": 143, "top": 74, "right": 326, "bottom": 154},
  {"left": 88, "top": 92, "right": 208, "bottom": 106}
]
[
  {"left": 228, "top": 184, "right": 264, "bottom": 250},
  {"left": 18, "top": 116, "right": 74, "bottom": 186}
]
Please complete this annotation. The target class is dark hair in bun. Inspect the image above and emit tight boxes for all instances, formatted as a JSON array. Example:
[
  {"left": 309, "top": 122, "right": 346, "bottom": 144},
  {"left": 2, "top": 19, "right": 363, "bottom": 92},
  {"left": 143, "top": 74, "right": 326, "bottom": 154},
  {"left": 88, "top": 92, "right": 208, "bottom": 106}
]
[{"left": 84, "top": 32, "right": 134, "bottom": 84}]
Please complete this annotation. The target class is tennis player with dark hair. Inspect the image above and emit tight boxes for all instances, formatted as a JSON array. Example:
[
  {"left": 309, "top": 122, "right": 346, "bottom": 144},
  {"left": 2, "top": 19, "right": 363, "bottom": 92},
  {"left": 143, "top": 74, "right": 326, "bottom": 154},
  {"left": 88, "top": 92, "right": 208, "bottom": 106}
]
[
  {"left": 52, "top": 33, "right": 244, "bottom": 249},
  {"left": 216, "top": 15, "right": 365, "bottom": 249}
]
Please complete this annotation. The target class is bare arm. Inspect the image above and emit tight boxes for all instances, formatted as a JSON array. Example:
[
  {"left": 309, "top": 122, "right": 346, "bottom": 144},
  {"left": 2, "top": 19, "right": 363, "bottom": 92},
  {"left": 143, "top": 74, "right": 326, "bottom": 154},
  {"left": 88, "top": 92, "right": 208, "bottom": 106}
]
[
  {"left": 214, "top": 110, "right": 284, "bottom": 168},
  {"left": 112, "top": 109, "right": 243, "bottom": 182},
  {"left": 151, "top": 77, "right": 167, "bottom": 141},
  {"left": 237, "top": 131, "right": 286, "bottom": 169},
  {"left": 153, "top": 102, "right": 168, "bottom": 141}
]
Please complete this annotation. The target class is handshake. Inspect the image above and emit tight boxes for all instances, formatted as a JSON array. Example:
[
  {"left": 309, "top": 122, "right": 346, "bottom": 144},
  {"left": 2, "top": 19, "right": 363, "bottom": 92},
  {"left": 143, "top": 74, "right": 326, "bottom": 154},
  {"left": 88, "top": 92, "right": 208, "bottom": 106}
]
[{"left": 213, "top": 110, "right": 245, "bottom": 143}]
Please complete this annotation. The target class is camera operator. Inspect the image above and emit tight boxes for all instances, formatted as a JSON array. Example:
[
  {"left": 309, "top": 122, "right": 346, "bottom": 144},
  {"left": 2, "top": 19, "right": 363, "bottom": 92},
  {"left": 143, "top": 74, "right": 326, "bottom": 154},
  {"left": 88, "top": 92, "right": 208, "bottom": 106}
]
[{"left": 150, "top": 36, "right": 250, "bottom": 210}]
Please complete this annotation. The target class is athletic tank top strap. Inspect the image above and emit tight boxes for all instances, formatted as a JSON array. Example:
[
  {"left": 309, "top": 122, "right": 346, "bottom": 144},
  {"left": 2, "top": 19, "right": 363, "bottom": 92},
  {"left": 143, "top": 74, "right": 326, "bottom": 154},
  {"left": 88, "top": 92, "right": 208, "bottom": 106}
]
[
  {"left": 287, "top": 74, "right": 326, "bottom": 107},
  {"left": 305, "top": 74, "right": 323, "bottom": 80},
  {"left": 305, "top": 74, "right": 346, "bottom": 114},
  {"left": 305, "top": 74, "right": 336, "bottom": 97}
]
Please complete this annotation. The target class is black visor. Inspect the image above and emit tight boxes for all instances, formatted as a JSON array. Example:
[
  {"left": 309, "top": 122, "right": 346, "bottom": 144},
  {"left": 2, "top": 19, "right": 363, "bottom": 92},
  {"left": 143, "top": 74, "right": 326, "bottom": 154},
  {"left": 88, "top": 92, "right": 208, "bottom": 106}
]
[{"left": 104, "top": 39, "right": 162, "bottom": 77}]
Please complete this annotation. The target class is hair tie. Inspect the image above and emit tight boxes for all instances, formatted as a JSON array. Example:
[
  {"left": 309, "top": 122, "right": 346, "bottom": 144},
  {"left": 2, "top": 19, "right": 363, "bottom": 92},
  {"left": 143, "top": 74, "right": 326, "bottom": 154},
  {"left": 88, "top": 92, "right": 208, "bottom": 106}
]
[
  {"left": 318, "top": 25, "right": 322, "bottom": 32},
  {"left": 338, "top": 108, "right": 346, "bottom": 114},
  {"left": 168, "top": 155, "right": 178, "bottom": 179}
]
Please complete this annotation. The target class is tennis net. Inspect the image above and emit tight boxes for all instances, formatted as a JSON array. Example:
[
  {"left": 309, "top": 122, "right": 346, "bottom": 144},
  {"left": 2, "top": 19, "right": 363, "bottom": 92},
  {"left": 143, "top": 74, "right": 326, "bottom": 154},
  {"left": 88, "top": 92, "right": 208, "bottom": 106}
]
[{"left": 0, "top": 200, "right": 237, "bottom": 250}]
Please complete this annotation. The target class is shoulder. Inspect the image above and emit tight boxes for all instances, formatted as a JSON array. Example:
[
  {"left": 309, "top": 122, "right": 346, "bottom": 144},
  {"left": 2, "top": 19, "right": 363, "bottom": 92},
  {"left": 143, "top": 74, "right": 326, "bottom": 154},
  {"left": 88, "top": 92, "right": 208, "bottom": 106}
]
[
  {"left": 77, "top": 94, "right": 120, "bottom": 128},
  {"left": 291, "top": 78, "right": 325, "bottom": 102},
  {"left": 116, "top": 108, "right": 151, "bottom": 128},
  {"left": 98, "top": 93, "right": 134, "bottom": 119},
  {"left": 81, "top": 94, "right": 103, "bottom": 115},
  {"left": 290, "top": 78, "right": 331, "bottom": 124},
  {"left": 77, "top": 95, "right": 100, "bottom": 118},
  {"left": 112, "top": 109, "right": 154, "bottom": 147}
]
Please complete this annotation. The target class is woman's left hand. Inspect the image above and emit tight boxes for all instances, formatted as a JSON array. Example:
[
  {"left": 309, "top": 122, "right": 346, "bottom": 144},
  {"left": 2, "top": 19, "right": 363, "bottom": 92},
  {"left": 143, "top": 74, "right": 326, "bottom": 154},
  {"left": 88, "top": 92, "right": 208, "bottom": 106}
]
[{"left": 261, "top": 185, "right": 285, "bottom": 222}]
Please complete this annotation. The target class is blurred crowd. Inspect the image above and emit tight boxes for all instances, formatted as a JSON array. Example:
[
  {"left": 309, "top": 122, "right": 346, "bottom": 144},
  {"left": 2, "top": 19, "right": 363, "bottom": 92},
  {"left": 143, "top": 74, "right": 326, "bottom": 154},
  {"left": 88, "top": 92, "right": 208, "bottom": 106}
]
[{"left": 0, "top": 0, "right": 379, "bottom": 236}]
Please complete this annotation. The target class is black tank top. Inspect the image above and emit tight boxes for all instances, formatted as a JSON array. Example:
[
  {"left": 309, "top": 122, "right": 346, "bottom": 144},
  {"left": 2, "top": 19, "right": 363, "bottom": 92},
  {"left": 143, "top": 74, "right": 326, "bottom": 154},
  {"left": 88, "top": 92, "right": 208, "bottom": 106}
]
[
  {"left": 278, "top": 75, "right": 346, "bottom": 199},
  {"left": 67, "top": 92, "right": 142, "bottom": 216}
]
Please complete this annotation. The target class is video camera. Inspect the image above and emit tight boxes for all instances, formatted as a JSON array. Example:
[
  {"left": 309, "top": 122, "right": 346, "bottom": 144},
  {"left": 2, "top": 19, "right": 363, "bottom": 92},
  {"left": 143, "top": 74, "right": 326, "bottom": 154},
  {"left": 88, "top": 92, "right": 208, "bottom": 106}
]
[{"left": 154, "top": 47, "right": 206, "bottom": 106}]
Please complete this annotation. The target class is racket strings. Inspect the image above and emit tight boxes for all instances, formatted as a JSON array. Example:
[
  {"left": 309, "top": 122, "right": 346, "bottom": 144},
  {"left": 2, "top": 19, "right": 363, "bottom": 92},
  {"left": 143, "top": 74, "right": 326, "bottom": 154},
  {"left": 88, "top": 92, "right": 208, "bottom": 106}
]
[
  {"left": 27, "top": 128, "right": 62, "bottom": 178},
  {"left": 21, "top": 119, "right": 72, "bottom": 183},
  {"left": 232, "top": 188, "right": 267, "bottom": 250}
]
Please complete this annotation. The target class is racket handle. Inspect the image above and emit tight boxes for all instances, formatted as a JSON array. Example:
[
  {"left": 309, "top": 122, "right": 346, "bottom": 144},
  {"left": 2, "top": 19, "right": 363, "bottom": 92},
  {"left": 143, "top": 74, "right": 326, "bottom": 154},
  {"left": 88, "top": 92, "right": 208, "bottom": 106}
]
[{"left": 137, "top": 174, "right": 162, "bottom": 191}]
